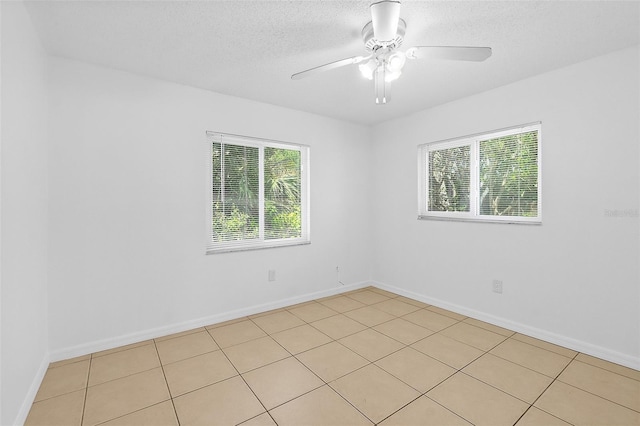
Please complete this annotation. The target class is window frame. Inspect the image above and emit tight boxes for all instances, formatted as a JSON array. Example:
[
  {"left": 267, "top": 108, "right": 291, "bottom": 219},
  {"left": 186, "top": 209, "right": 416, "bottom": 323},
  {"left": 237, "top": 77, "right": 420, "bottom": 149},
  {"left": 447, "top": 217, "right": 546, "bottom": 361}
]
[
  {"left": 418, "top": 122, "right": 542, "bottom": 224},
  {"left": 206, "top": 131, "right": 310, "bottom": 254}
]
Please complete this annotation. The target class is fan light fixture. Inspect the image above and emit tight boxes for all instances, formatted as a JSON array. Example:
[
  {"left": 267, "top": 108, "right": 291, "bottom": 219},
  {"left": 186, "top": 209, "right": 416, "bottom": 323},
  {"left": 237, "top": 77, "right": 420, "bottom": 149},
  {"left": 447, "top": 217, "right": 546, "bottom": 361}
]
[
  {"left": 359, "top": 49, "right": 407, "bottom": 102},
  {"left": 359, "top": 51, "right": 406, "bottom": 82},
  {"left": 290, "top": 1, "right": 493, "bottom": 105},
  {"left": 358, "top": 59, "right": 377, "bottom": 80},
  {"left": 360, "top": 9, "right": 407, "bottom": 103},
  {"left": 387, "top": 51, "right": 406, "bottom": 71}
]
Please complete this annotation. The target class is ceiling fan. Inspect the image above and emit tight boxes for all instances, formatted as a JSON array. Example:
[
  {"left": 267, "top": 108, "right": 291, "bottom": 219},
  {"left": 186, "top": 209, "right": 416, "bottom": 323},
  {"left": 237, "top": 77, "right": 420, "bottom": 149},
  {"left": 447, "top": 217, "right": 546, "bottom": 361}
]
[{"left": 291, "top": 0, "right": 492, "bottom": 104}]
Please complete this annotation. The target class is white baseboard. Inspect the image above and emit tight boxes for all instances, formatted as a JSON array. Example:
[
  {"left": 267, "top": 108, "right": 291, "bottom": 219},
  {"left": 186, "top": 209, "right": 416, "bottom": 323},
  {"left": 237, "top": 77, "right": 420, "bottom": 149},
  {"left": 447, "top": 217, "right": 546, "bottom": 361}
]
[
  {"left": 371, "top": 281, "right": 640, "bottom": 371},
  {"left": 13, "top": 351, "right": 50, "bottom": 426},
  {"left": 23, "top": 278, "right": 639, "bottom": 426},
  {"left": 49, "top": 280, "right": 371, "bottom": 363}
]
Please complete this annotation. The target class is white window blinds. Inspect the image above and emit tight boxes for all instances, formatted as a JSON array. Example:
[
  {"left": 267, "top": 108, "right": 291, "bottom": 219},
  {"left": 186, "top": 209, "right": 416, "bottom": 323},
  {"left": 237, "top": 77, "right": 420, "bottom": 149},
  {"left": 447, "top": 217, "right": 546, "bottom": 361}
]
[
  {"left": 419, "top": 123, "right": 541, "bottom": 224},
  {"left": 207, "top": 132, "right": 310, "bottom": 253},
  {"left": 479, "top": 129, "right": 539, "bottom": 218}
]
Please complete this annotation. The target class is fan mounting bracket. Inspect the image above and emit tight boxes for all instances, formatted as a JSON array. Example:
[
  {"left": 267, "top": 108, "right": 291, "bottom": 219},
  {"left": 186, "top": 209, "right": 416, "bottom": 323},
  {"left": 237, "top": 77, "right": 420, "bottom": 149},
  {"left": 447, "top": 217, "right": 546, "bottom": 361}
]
[{"left": 362, "top": 19, "right": 406, "bottom": 52}]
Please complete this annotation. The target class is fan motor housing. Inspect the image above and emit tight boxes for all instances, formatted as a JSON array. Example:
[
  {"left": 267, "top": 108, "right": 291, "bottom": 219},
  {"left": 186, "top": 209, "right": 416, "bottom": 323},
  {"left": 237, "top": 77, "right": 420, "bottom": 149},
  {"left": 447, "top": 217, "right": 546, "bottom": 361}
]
[{"left": 362, "top": 19, "right": 406, "bottom": 52}]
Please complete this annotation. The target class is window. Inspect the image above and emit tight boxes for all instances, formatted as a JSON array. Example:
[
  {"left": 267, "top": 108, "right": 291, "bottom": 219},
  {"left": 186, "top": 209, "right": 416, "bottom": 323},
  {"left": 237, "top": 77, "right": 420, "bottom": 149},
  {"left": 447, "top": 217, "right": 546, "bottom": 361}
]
[
  {"left": 418, "top": 123, "right": 541, "bottom": 223},
  {"left": 207, "top": 132, "right": 310, "bottom": 253}
]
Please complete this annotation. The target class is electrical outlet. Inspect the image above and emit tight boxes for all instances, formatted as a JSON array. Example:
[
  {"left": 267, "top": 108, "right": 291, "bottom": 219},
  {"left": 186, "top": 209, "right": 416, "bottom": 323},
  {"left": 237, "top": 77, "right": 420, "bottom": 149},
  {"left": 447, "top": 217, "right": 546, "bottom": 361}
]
[
  {"left": 268, "top": 269, "right": 276, "bottom": 282},
  {"left": 492, "top": 279, "right": 503, "bottom": 294}
]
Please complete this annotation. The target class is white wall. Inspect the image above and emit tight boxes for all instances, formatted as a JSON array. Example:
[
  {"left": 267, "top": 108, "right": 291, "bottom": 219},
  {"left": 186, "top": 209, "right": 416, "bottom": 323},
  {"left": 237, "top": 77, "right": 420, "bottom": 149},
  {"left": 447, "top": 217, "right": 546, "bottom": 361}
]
[
  {"left": 371, "top": 46, "right": 640, "bottom": 368},
  {"left": 3, "top": 14, "right": 638, "bottom": 421},
  {"left": 47, "top": 57, "right": 373, "bottom": 357},
  {"left": 0, "top": 2, "right": 50, "bottom": 424}
]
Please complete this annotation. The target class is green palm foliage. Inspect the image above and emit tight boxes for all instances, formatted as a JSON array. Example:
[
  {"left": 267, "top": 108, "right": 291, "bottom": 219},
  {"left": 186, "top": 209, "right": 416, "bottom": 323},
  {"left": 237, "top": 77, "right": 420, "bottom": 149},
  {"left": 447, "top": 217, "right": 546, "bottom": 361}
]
[{"left": 264, "top": 147, "right": 302, "bottom": 239}]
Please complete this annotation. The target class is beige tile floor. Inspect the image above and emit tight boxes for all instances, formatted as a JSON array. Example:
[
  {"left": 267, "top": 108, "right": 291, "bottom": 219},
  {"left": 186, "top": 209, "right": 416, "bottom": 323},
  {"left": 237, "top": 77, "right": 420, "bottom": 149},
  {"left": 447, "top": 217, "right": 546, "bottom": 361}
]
[{"left": 26, "top": 287, "right": 640, "bottom": 426}]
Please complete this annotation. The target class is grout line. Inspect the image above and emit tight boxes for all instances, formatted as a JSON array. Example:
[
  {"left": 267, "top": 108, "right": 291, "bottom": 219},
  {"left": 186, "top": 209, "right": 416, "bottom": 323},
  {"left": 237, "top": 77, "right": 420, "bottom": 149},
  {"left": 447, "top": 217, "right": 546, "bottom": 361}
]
[
  {"left": 504, "top": 334, "right": 575, "bottom": 359},
  {"left": 511, "top": 355, "right": 579, "bottom": 426},
  {"left": 418, "top": 371, "right": 457, "bottom": 397},
  {"left": 91, "top": 339, "right": 156, "bottom": 359},
  {"left": 271, "top": 298, "right": 383, "bottom": 424},
  {"left": 92, "top": 401, "right": 175, "bottom": 426},
  {"left": 206, "top": 327, "right": 274, "bottom": 424},
  {"left": 488, "top": 340, "right": 573, "bottom": 380},
  {"left": 324, "top": 380, "right": 378, "bottom": 424},
  {"left": 248, "top": 315, "right": 299, "bottom": 336},
  {"left": 461, "top": 317, "right": 516, "bottom": 337},
  {"left": 80, "top": 355, "right": 92, "bottom": 425},
  {"left": 151, "top": 340, "right": 181, "bottom": 426},
  {"left": 202, "top": 324, "right": 272, "bottom": 412},
  {"left": 458, "top": 318, "right": 515, "bottom": 338},
  {"left": 83, "top": 343, "right": 173, "bottom": 389},
  {"left": 553, "top": 375, "right": 640, "bottom": 415},
  {"left": 204, "top": 316, "right": 251, "bottom": 331},
  {"left": 573, "top": 356, "right": 640, "bottom": 382},
  {"left": 153, "top": 328, "right": 207, "bottom": 344},
  {"left": 208, "top": 326, "right": 269, "bottom": 350},
  {"left": 569, "top": 357, "right": 640, "bottom": 383},
  {"left": 156, "top": 348, "right": 220, "bottom": 368},
  {"left": 238, "top": 411, "right": 278, "bottom": 426},
  {"left": 188, "top": 299, "right": 622, "bottom": 421},
  {"left": 456, "top": 370, "right": 535, "bottom": 406},
  {"left": 516, "top": 405, "right": 577, "bottom": 426},
  {"left": 47, "top": 355, "right": 92, "bottom": 369},
  {"left": 316, "top": 323, "right": 433, "bottom": 426},
  {"left": 207, "top": 325, "right": 323, "bottom": 425},
  {"left": 478, "top": 349, "right": 566, "bottom": 381},
  {"left": 267, "top": 411, "right": 279, "bottom": 426},
  {"left": 375, "top": 394, "right": 430, "bottom": 425},
  {"left": 262, "top": 383, "right": 326, "bottom": 412},
  {"left": 427, "top": 330, "right": 563, "bottom": 409},
  {"left": 308, "top": 312, "right": 432, "bottom": 422},
  {"left": 425, "top": 395, "right": 478, "bottom": 425},
  {"left": 86, "top": 367, "right": 164, "bottom": 389},
  {"left": 289, "top": 310, "right": 343, "bottom": 325},
  {"left": 164, "top": 374, "right": 238, "bottom": 401}
]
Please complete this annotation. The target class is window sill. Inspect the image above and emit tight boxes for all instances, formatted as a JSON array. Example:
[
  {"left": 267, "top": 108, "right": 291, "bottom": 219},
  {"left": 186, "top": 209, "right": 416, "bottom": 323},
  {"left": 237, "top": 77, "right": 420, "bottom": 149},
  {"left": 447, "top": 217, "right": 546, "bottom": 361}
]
[
  {"left": 418, "top": 215, "right": 542, "bottom": 225},
  {"left": 206, "top": 240, "right": 311, "bottom": 255}
]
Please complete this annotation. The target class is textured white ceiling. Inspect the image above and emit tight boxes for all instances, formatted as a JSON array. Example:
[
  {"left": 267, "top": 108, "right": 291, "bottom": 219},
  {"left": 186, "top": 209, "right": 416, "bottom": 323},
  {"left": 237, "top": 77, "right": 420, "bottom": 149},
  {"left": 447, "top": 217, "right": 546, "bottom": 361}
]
[{"left": 25, "top": 0, "right": 640, "bottom": 125}]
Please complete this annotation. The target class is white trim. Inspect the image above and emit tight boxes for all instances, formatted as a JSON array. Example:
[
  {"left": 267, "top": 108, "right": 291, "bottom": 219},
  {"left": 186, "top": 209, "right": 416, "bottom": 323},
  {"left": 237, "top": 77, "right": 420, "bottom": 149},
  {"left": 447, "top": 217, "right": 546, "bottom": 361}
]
[
  {"left": 470, "top": 140, "right": 479, "bottom": 216},
  {"left": 536, "top": 124, "right": 543, "bottom": 221},
  {"left": 48, "top": 281, "right": 372, "bottom": 363},
  {"left": 258, "top": 146, "right": 265, "bottom": 241},
  {"left": 206, "top": 239, "right": 311, "bottom": 254},
  {"left": 207, "top": 131, "right": 303, "bottom": 152},
  {"left": 205, "top": 132, "right": 214, "bottom": 249},
  {"left": 418, "top": 215, "right": 542, "bottom": 225},
  {"left": 37, "top": 279, "right": 640, "bottom": 412},
  {"left": 425, "top": 137, "right": 473, "bottom": 152},
  {"left": 0, "top": 3, "right": 4, "bottom": 422},
  {"left": 13, "top": 352, "right": 50, "bottom": 426},
  {"left": 300, "top": 147, "right": 311, "bottom": 242},
  {"left": 416, "top": 146, "right": 425, "bottom": 216},
  {"left": 422, "top": 121, "right": 542, "bottom": 148},
  {"left": 371, "top": 281, "right": 640, "bottom": 370}
]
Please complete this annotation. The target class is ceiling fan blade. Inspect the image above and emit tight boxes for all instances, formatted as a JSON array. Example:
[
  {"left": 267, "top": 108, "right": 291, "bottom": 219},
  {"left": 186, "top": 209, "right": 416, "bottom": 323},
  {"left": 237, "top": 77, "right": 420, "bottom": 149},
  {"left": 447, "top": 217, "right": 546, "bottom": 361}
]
[
  {"left": 291, "top": 55, "right": 370, "bottom": 80},
  {"left": 370, "top": 0, "right": 401, "bottom": 42},
  {"left": 406, "top": 46, "right": 492, "bottom": 62}
]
